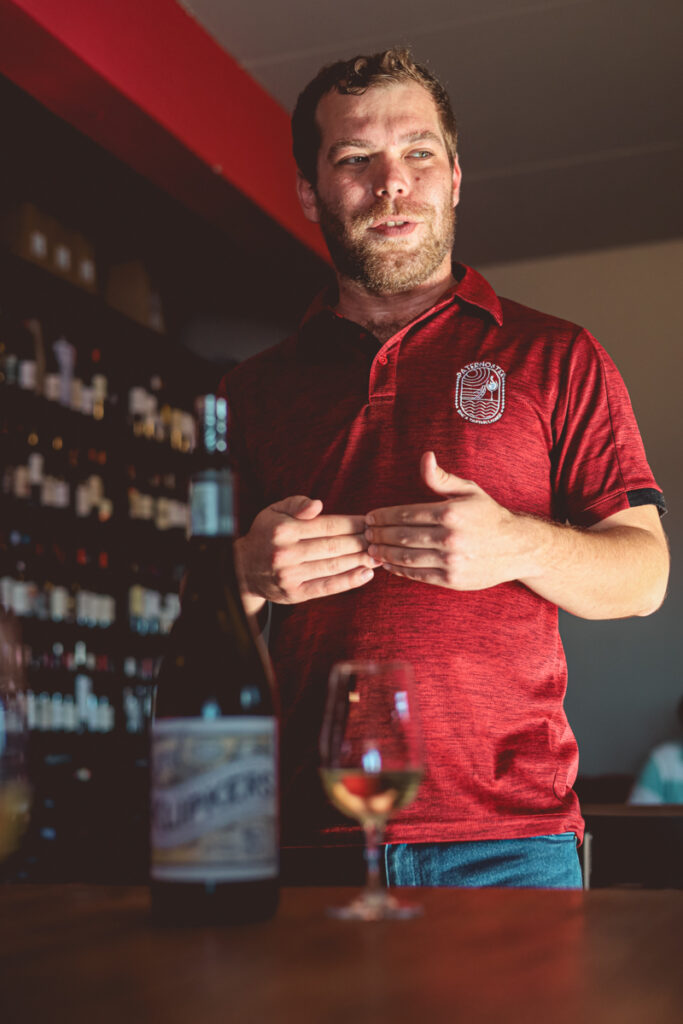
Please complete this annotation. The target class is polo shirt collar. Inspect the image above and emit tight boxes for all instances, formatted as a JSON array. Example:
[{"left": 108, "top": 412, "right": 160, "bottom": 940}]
[
  {"left": 454, "top": 264, "right": 504, "bottom": 326},
  {"left": 299, "top": 262, "right": 504, "bottom": 333}
]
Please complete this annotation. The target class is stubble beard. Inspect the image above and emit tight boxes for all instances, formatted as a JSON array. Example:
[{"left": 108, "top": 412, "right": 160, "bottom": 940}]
[{"left": 317, "top": 188, "right": 456, "bottom": 296}]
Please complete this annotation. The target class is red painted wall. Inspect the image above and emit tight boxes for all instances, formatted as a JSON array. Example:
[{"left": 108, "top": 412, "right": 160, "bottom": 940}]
[{"left": 0, "top": 0, "right": 328, "bottom": 261}]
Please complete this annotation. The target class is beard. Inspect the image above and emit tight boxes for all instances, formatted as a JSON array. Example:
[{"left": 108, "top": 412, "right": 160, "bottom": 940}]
[{"left": 316, "top": 188, "right": 456, "bottom": 296}]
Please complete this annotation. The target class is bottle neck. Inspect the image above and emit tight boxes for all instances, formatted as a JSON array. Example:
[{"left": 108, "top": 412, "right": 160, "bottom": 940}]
[{"left": 189, "top": 467, "right": 235, "bottom": 540}]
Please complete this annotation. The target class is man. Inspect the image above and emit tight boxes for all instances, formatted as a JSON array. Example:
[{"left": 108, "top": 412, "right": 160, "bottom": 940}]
[{"left": 222, "top": 49, "right": 669, "bottom": 887}]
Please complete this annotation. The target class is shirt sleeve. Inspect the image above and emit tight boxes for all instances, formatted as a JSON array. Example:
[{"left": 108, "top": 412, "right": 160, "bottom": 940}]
[{"left": 551, "top": 330, "right": 666, "bottom": 526}]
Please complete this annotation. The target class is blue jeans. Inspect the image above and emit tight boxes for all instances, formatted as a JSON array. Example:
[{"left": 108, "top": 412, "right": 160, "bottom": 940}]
[{"left": 384, "top": 833, "right": 582, "bottom": 889}]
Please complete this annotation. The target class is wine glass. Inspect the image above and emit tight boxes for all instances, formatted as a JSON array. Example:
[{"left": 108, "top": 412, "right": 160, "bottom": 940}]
[
  {"left": 0, "top": 608, "right": 32, "bottom": 869},
  {"left": 319, "top": 660, "right": 423, "bottom": 920}
]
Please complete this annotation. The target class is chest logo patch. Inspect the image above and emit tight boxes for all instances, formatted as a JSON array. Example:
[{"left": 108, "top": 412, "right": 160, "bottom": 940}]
[{"left": 455, "top": 361, "right": 506, "bottom": 424}]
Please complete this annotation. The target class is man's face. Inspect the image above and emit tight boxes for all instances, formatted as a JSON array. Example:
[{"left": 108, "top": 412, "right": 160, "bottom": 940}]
[{"left": 297, "top": 80, "right": 461, "bottom": 296}]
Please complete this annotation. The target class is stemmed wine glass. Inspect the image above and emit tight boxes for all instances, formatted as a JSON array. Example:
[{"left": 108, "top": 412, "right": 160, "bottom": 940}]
[{"left": 319, "top": 660, "right": 423, "bottom": 921}]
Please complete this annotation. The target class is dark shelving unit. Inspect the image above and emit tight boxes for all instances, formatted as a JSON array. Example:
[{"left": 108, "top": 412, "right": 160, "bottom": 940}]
[{"left": 0, "top": 72, "right": 249, "bottom": 883}]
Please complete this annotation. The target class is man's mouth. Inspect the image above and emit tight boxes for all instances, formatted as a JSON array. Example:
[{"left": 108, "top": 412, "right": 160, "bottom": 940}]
[{"left": 368, "top": 220, "right": 418, "bottom": 236}]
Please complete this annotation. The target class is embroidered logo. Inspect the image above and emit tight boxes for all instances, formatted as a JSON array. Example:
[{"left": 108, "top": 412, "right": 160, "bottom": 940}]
[{"left": 455, "top": 361, "right": 506, "bottom": 424}]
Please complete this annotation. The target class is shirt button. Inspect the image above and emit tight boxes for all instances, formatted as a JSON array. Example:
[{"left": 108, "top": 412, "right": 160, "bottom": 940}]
[{"left": 378, "top": 355, "right": 388, "bottom": 365}]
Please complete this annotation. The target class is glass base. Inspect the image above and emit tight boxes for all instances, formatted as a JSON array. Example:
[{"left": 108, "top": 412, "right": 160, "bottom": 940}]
[{"left": 326, "top": 889, "right": 422, "bottom": 921}]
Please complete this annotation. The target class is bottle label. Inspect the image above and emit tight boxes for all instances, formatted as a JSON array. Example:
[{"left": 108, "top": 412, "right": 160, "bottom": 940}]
[
  {"left": 28, "top": 452, "right": 44, "bottom": 485},
  {"left": 150, "top": 717, "right": 277, "bottom": 882},
  {"left": 19, "top": 360, "right": 37, "bottom": 390},
  {"left": 190, "top": 470, "right": 235, "bottom": 536}
]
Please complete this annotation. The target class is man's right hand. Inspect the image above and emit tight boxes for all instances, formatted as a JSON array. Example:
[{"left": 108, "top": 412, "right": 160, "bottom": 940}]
[{"left": 234, "top": 495, "right": 379, "bottom": 616}]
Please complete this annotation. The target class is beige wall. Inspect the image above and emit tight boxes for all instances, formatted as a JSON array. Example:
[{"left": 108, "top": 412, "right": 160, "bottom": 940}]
[{"left": 478, "top": 240, "right": 682, "bottom": 776}]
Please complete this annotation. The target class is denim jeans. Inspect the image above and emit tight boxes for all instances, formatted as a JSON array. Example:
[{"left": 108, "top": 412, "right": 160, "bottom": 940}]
[{"left": 384, "top": 833, "right": 583, "bottom": 889}]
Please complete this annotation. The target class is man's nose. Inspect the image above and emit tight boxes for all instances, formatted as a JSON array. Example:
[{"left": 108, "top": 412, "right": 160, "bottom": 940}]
[{"left": 372, "top": 156, "right": 409, "bottom": 199}]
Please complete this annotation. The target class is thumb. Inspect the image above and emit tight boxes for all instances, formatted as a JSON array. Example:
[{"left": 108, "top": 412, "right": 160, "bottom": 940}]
[
  {"left": 420, "top": 451, "right": 474, "bottom": 496},
  {"left": 272, "top": 495, "right": 323, "bottom": 520}
]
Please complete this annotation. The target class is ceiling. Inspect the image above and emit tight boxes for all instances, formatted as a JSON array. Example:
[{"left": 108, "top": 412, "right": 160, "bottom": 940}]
[{"left": 176, "top": 0, "right": 682, "bottom": 266}]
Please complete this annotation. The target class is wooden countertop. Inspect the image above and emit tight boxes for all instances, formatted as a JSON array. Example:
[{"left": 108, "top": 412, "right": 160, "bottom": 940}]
[{"left": 1, "top": 885, "right": 681, "bottom": 1024}]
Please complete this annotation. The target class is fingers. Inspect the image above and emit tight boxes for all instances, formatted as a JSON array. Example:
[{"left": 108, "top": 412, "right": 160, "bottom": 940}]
[
  {"left": 365, "top": 523, "right": 449, "bottom": 551},
  {"left": 296, "top": 563, "right": 377, "bottom": 601},
  {"left": 296, "top": 551, "right": 381, "bottom": 587},
  {"left": 366, "top": 456, "right": 481, "bottom": 526},
  {"left": 366, "top": 542, "right": 446, "bottom": 570},
  {"left": 366, "top": 502, "right": 451, "bottom": 528},
  {"left": 420, "top": 451, "right": 478, "bottom": 497},
  {"left": 270, "top": 552, "right": 379, "bottom": 603},
  {"left": 271, "top": 495, "right": 323, "bottom": 520},
  {"left": 242, "top": 496, "right": 378, "bottom": 607},
  {"left": 302, "top": 512, "right": 367, "bottom": 538},
  {"left": 272, "top": 531, "right": 371, "bottom": 569},
  {"left": 273, "top": 512, "right": 367, "bottom": 543},
  {"left": 270, "top": 496, "right": 365, "bottom": 537}
]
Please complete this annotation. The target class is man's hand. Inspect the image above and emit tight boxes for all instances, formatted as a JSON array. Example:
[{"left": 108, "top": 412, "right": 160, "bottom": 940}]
[
  {"left": 365, "top": 451, "right": 669, "bottom": 619},
  {"left": 365, "top": 451, "right": 525, "bottom": 591},
  {"left": 235, "top": 495, "right": 379, "bottom": 616}
]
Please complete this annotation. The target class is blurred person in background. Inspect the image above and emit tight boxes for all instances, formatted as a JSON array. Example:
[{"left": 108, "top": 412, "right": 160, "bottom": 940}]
[{"left": 629, "top": 696, "right": 683, "bottom": 805}]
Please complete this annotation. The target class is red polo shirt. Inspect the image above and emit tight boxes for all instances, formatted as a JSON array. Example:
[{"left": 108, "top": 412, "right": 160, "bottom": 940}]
[{"left": 222, "top": 264, "right": 664, "bottom": 848}]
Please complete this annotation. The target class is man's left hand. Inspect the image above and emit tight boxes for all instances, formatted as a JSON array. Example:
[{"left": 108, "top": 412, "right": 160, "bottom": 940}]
[{"left": 365, "top": 451, "right": 528, "bottom": 591}]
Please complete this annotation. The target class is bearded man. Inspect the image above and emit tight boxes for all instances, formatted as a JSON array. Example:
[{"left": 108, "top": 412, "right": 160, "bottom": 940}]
[{"left": 221, "top": 49, "right": 669, "bottom": 889}]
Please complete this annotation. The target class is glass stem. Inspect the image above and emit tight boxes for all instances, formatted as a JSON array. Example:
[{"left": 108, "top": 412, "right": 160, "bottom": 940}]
[{"left": 363, "top": 819, "right": 384, "bottom": 898}]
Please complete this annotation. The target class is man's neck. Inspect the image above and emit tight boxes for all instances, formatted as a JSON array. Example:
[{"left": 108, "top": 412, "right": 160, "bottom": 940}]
[{"left": 334, "top": 267, "right": 459, "bottom": 345}]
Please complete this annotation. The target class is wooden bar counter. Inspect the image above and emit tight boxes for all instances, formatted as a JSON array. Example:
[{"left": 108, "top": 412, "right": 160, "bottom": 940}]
[{"left": 1, "top": 885, "right": 681, "bottom": 1023}]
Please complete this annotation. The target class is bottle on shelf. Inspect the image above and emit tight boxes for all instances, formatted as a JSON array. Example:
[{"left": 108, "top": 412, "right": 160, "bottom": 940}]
[
  {"left": 87, "top": 348, "right": 109, "bottom": 422},
  {"left": 11, "top": 319, "right": 38, "bottom": 393},
  {"left": 127, "top": 378, "right": 194, "bottom": 455},
  {"left": 150, "top": 394, "right": 279, "bottom": 924},
  {"left": 42, "top": 333, "right": 62, "bottom": 405},
  {"left": 41, "top": 430, "right": 71, "bottom": 518},
  {"left": 0, "top": 307, "right": 19, "bottom": 388},
  {"left": 79, "top": 347, "right": 105, "bottom": 419},
  {"left": 2, "top": 395, "right": 42, "bottom": 507},
  {"left": 52, "top": 336, "right": 76, "bottom": 409}
]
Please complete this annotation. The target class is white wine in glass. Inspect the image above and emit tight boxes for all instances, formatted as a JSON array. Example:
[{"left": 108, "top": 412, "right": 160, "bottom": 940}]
[{"left": 319, "top": 660, "right": 423, "bottom": 920}]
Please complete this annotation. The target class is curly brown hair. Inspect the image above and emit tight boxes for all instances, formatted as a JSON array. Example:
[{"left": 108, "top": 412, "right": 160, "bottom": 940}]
[{"left": 292, "top": 47, "right": 458, "bottom": 187}]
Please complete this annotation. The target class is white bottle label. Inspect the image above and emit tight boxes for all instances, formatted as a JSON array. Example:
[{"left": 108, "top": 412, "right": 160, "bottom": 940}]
[
  {"left": 29, "top": 230, "right": 48, "bottom": 261},
  {"left": 78, "top": 258, "right": 96, "bottom": 286},
  {"left": 190, "top": 470, "right": 235, "bottom": 536},
  {"left": 18, "top": 360, "right": 37, "bottom": 390},
  {"left": 28, "top": 452, "right": 44, "bottom": 485},
  {"left": 13, "top": 465, "right": 30, "bottom": 499},
  {"left": 54, "top": 243, "right": 72, "bottom": 273},
  {"left": 45, "top": 373, "right": 61, "bottom": 402},
  {"left": 150, "top": 717, "right": 277, "bottom": 882}
]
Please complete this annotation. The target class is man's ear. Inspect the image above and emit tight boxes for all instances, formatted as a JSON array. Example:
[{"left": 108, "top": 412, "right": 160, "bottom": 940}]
[
  {"left": 296, "top": 171, "right": 320, "bottom": 224},
  {"left": 452, "top": 154, "right": 462, "bottom": 210}
]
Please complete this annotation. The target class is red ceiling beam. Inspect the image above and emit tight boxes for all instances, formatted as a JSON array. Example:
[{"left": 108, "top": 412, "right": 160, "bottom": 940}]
[{"left": 0, "top": 0, "right": 328, "bottom": 262}]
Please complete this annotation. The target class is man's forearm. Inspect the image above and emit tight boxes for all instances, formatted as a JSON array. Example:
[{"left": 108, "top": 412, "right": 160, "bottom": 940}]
[{"left": 514, "top": 508, "right": 669, "bottom": 619}]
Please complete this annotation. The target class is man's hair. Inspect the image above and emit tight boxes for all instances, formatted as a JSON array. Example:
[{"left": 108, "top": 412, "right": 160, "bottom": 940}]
[{"left": 292, "top": 47, "right": 458, "bottom": 187}]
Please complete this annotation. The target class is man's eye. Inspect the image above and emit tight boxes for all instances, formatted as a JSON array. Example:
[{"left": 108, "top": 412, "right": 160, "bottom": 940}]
[
  {"left": 409, "top": 150, "right": 432, "bottom": 159},
  {"left": 339, "top": 155, "right": 368, "bottom": 165}
]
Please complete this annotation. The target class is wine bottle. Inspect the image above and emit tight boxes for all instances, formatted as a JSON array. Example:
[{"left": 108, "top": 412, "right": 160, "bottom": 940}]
[
  {"left": 15, "top": 320, "right": 38, "bottom": 393},
  {"left": 149, "top": 394, "right": 279, "bottom": 924}
]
